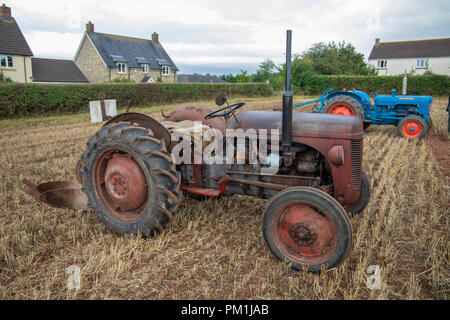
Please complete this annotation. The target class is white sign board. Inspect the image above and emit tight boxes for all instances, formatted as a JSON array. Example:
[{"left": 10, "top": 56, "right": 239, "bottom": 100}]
[{"left": 89, "top": 99, "right": 117, "bottom": 123}]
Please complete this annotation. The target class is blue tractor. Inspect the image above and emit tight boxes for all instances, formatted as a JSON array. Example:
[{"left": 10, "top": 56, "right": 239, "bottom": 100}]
[{"left": 294, "top": 88, "right": 433, "bottom": 139}]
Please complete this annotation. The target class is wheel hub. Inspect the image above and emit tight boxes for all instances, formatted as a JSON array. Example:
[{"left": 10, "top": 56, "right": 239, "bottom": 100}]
[
  {"left": 275, "top": 204, "right": 335, "bottom": 257},
  {"left": 402, "top": 121, "right": 421, "bottom": 138},
  {"left": 104, "top": 154, "right": 147, "bottom": 211},
  {"left": 289, "top": 223, "right": 318, "bottom": 246},
  {"left": 329, "top": 103, "right": 354, "bottom": 116}
]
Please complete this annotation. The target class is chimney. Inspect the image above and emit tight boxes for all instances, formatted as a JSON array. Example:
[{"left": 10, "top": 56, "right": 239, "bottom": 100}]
[
  {"left": 86, "top": 21, "right": 94, "bottom": 33},
  {"left": 375, "top": 38, "right": 380, "bottom": 45},
  {"left": 152, "top": 32, "right": 159, "bottom": 42},
  {"left": 0, "top": 4, "right": 11, "bottom": 18}
]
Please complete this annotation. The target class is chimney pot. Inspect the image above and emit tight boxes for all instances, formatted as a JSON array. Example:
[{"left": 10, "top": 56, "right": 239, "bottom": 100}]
[
  {"left": 0, "top": 3, "right": 11, "bottom": 18},
  {"left": 375, "top": 38, "right": 380, "bottom": 44},
  {"left": 86, "top": 21, "right": 94, "bottom": 33},
  {"left": 152, "top": 32, "right": 159, "bottom": 42}
]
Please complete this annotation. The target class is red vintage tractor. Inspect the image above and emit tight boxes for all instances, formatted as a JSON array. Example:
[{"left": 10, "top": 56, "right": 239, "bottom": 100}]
[{"left": 23, "top": 31, "right": 370, "bottom": 272}]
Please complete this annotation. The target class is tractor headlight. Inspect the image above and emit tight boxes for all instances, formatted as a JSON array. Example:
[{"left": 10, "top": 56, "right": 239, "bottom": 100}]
[{"left": 328, "top": 145, "right": 345, "bottom": 166}]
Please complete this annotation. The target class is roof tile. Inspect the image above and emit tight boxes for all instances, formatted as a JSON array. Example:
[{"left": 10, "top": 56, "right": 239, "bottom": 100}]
[
  {"left": 31, "top": 58, "right": 89, "bottom": 83},
  {"left": 0, "top": 16, "right": 33, "bottom": 56},
  {"left": 87, "top": 32, "right": 178, "bottom": 71},
  {"left": 369, "top": 38, "right": 450, "bottom": 59}
]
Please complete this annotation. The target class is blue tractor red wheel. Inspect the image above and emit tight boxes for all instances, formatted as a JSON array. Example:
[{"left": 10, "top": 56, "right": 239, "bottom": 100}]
[
  {"left": 323, "top": 95, "right": 364, "bottom": 121},
  {"left": 397, "top": 115, "right": 428, "bottom": 139}
]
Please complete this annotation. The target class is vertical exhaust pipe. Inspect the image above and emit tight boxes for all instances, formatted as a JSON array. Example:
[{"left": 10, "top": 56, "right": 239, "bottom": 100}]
[{"left": 282, "top": 30, "right": 293, "bottom": 166}]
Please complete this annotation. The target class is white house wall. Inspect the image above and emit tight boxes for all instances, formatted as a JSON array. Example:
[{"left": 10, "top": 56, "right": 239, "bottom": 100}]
[{"left": 368, "top": 57, "right": 450, "bottom": 76}]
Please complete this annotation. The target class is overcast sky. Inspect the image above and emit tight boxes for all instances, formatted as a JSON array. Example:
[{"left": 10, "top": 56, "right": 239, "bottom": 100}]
[{"left": 8, "top": 0, "right": 450, "bottom": 75}]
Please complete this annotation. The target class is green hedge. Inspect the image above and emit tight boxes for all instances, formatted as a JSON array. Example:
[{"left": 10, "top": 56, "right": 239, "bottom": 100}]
[
  {"left": 296, "top": 74, "right": 450, "bottom": 96},
  {"left": 0, "top": 83, "right": 272, "bottom": 119}
]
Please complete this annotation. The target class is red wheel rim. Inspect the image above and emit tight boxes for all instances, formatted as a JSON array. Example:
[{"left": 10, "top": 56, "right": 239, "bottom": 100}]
[
  {"left": 272, "top": 202, "right": 337, "bottom": 265},
  {"left": 401, "top": 121, "right": 422, "bottom": 138},
  {"left": 94, "top": 149, "right": 149, "bottom": 223},
  {"left": 328, "top": 103, "right": 354, "bottom": 116}
]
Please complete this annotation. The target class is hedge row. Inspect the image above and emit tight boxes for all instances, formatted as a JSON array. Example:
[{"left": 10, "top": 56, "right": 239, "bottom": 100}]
[
  {"left": 296, "top": 74, "right": 450, "bottom": 96},
  {"left": 0, "top": 83, "right": 272, "bottom": 119}
]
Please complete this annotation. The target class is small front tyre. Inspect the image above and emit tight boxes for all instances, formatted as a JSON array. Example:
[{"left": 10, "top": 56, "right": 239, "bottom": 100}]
[
  {"left": 262, "top": 187, "right": 352, "bottom": 272},
  {"left": 397, "top": 115, "right": 428, "bottom": 139}
]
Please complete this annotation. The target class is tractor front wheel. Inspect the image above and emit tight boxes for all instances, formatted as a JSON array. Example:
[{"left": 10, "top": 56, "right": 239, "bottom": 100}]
[
  {"left": 323, "top": 95, "right": 364, "bottom": 120},
  {"left": 262, "top": 187, "right": 352, "bottom": 272},
  {"left": 79, "top": 122, "right": 182, "bottom": 236},
  {"left": 397, "top": 115, "right": 427, "bottom": 139},
  {"left": 345, "top": 171, "right": 371, "bottom": 216}
]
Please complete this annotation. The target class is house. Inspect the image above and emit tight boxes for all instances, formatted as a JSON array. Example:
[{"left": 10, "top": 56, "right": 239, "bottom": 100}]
[
  {"left": 74, "top": 22, "right": 178, "bottom": 83},
  {"left": 368, "top": 38, "right": 450, "bottom": 76},
  {"left": 177, "top": 74, "right": 228, "bottom": 83},
  {"left": 0, "top": 3, "right": 88, "bottom": 84},
  {"left": 0, "top": 4, "right": 33, "bottom": 82}
]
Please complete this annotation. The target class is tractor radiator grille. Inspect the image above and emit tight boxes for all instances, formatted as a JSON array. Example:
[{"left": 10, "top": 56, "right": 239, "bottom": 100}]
[{"left": 350, "top": 140, "right": 362, "bottom": 189}]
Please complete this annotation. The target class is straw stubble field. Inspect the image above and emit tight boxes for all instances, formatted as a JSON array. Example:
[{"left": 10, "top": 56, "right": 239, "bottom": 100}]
[{"left": 0, "top": 97, "right": 448, "bottom": 299}]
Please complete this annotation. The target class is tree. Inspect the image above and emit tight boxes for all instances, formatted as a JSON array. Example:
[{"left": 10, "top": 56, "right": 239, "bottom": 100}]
[
  {"left": 235, "top": 69, "right": 250, "bottom": 83},
  {"left": 219, "top": 73, "right": 237, "bottom": 83},
  {"left": 302, "top": 41, "right": 375, "bottom": 75},
  {"left": 251, "top": 58, "right": 278, "bottom": 82},
  {"left": 290, "top": 55, "right": 317, "bottom": 90}
]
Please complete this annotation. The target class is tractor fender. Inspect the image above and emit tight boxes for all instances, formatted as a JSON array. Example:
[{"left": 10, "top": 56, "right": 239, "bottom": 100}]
[
  {"left": 162, "top": 105, "right": 226, "bottom": 134},
  {"left": 326, "top": 91, "right": 371, "bottom": 109},
  {"left": 103, "top": 112, "right": 172, "bottom": 148}
]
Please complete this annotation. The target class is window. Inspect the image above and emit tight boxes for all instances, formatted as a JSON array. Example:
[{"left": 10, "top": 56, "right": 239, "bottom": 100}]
[
  {"left": 416, "top": 58, "right": 428, "bottom": 68},
  {"left": 162, "top": 65, "right": 170, "bottom": 76},
  {"left": 377, "top": 60, "right": 387, "bottom": 68},
  {"left": 117, "top": 62, "right": 127, "bottom": 74},
  {"left": 0, "top": 55, "right": 14, "bottom": 68},
  {"left": 142, "top": 64, "right": 149, "bottom": 73}
]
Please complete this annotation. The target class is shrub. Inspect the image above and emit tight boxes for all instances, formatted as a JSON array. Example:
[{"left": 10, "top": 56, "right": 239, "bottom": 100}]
[
  {"left": 0, "top": 82, "right": 272, "bottom": 119},
  {"left": 295, "top": 74, "right": 450, "bottom": 96}
]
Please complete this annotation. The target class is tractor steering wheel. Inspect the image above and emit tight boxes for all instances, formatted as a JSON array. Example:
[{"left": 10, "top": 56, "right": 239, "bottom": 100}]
[{"left": 204, "top": 102, "right": 246, "bottom": 119}]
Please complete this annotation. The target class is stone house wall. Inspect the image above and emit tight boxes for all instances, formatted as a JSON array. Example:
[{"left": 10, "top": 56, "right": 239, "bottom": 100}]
[{"left": 74, "top": 36, "right": 109, "bottom": 83}]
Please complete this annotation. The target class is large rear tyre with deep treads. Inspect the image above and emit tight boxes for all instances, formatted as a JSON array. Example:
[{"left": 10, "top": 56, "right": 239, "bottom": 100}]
[
  {"left": 78, "top": 122, "right": 181, "bottom": 236},
  {"left": 345, "top": 171, "right": 370, "bottom": 216},
  {"left": 262, "top": 187, "right": 352, "bottom": 272},
  {"left": 323, "top": 95, "right": 364, "bottom": 120}
]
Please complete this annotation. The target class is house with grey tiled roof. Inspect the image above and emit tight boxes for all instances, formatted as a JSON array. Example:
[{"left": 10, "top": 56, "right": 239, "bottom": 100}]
[
  {"left": 368, "top": 38, "right": 450, "bottom": 76},
  {"left": 0, "top": 3, "right": 89, "bottom": 84},
  {"left": 74, "top": 21, "right": 178, "bottom": 83},
  {"left": 0, "top": 4, "right": 33, "bottom": 82}
]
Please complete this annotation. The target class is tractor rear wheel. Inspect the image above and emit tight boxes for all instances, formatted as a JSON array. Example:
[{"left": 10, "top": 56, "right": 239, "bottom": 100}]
[
  {"left": 323, "top": 95, "right": 364, "bottom": 120},
  {"left": 345, "top": 171, "right": 370, "bottom": 216},
  {"left": 262, "top": 187, "right": 352, "bottom": 272},
  {"left": 397, "top": 115, "right": 427, "bottom": 139},
  {"left": 78, "top": 122, "right": 181, "bottom": 236}
]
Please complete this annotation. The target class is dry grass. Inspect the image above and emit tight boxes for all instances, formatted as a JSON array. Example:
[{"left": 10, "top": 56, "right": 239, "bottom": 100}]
[{"left": 0, "top": 97, "right": 448, "bottom": 300}]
